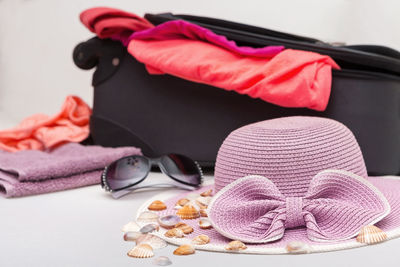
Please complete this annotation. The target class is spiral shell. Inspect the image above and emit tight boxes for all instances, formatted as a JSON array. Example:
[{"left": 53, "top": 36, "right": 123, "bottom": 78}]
[
  {"left": 127, "top": 244, "right": 154, "bottom": 258},
  {"left": 356, "top": 225, "right": 387, "bottom": 244},
  {"left": 199, "top": 208, "right": 208, "bottom": 217},
  {"left": 176, "top": 198, "right": 190, "bottom": 206},
  {"left": 200, "top": 189, "right": 213, "bottom": 197},
  {"left": 192, "top": 235, "right": 210, "bottom": 245},
  {"left": 176, "top": 204, "right": 200, "bottom": 219},
  {"left": 173, "top": 244, "right": 195, "bottom": 255},
  {"left": 175, "top": 222, "right": 194, "bottom": 234},
  {"left": 225, "top": 240, "right": 247, "bottom": 251},
  {"left": 148, "top": 200, "right": 167, "bottom": 211},
  {"left": 164, "top": 228, "right": 184, "bottom": 238}
]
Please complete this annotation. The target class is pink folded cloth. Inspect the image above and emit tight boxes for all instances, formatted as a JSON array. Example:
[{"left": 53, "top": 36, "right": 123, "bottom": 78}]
[
  {"left": 129, "top": 20, "right": 284, "bottom": 57},
  {"left": 0, "top": 95, "right": 91, "bottom": 152},
  {"left": 0, "top": 143, "right": 141, "bottom": 198}
]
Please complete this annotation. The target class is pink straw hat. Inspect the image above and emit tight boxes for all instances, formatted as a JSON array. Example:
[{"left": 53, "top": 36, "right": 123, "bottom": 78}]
[{"left": 137, "top": 116, "right": 400, "bottom": 254}]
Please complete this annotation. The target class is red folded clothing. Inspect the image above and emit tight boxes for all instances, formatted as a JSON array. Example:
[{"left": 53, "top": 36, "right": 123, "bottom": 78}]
[{"left": 80, "top": 7, "right": 154, "bottom": 43}]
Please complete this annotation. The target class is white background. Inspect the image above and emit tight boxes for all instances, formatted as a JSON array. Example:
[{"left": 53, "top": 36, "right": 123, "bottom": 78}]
[
  {"left": 0, "top": 1, "right": 400, "bottom": 266},
  {"left": 0, "top": 0, "right": 399, "bottom": 127}
]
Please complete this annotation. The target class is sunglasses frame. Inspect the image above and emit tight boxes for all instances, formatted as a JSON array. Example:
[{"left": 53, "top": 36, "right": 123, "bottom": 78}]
[{"left": 101, "top": 154, "right": 203, "bottom": 196}]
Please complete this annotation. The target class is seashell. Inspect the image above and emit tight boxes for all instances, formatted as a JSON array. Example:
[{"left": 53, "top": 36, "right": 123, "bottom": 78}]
[
  {"left": 127, "top": 244, "right": 154, "bottom": 258},
  {"left": 153, "top": 256, "right": 172, "bottom": 266},
  {"left": 124, "top": 231, "right": 144, "bottom": 242},
  {"left": 199, "top": 208, "right": 208, "bottom": 217},
  {"left": 176, "top": 204, "right": 200, "bottom": 220},
  {"left": 164, "top": 228, "right": 184, "bottom": 238},
  {"left": 285, "top": 241, "right": 310, "bottom": 254},
  {"left": 148, "top": 200, "right": 167, "bottom": 211},
  {"left": 140, "top": 223, "right": 160, "bottom": 233},
  {"left": 137, "top": 211, "right": 159, "bottom": 223},
  {"left": 174, "top": 205, "right": 182, "bottom": 210},
  {"left": 200, "top": 189, "right": 213, "bottom": 197},
  {"left": 225, "top": 240, "right": 247, "bottom": 251},
  {"left": 173, "top": 244, "right": 195, "bottom": 255},
  {"left": 158, "top": 215, "right": 181, "bottom": 229},
  {"left": 192, "top": 235, "right": 210, "bottom": 245},
  {"left": 122, "top": 221, "right": 140, "bottom": 232},
  {"left": 196, "top": 196, "right": 212, "bottom": 209},
  {"left": 356, "top": 225, "right": 387, "bottom": 244},
  {"left": 136, "top": 234, "right": 167, "bottom": 249},
  {"left": 198, "top": 218, "right": 212, "bottom": 229},
  {"left": 175, "top": 222, "right": 194, "bottom": 234},
  {"left": 176, "top": 198, "right": 190, "bottom": 206}
]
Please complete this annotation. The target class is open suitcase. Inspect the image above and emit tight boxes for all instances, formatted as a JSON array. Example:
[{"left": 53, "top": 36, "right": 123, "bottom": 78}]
[{"left": 73, "top": 13, "right": 400, "bottom": 175}]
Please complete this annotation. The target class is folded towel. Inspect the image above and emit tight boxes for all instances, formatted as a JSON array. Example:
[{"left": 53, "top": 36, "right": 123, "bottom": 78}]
[
  {"left": 0, "top": 143, "right": 141, "bottom": 198},
  {"left": 0, "top": 95, "right": 91, "bottom": 152}
]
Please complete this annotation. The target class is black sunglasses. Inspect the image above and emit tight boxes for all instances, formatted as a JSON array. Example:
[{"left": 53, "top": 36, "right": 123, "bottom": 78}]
[{"left": 101, "top": 154, "right": 203, "bottom": 198}]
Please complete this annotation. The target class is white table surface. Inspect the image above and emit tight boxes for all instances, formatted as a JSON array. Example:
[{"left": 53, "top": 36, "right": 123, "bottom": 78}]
[{"left": 1, "top": 172, "right": 399, "bottom": 267}]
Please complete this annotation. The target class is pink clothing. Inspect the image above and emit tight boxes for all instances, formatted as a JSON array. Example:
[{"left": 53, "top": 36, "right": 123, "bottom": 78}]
[
  {"left": 0, "top": 95, "right": 91, "bottom": 152},
  {"left": 130, "top": 20, "right": 284, "bottom": 58},
  {"left": 129, "top": 38, "right": 339, "bottom": 111}
]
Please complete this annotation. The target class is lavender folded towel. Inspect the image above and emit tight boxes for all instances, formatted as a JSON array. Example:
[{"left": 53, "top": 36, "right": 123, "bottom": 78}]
[{"left": 0, "top": 143, "right": 141, "bottom": 198}]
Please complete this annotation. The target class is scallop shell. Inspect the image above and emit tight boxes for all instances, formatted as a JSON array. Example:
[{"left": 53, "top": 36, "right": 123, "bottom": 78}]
[
  {"left": 176, "top": 198, "right": 190, "bottom": 206},
  {"left": 121, "top": 221, "right": 140, "bottom": 232},
  {"left": 199, "top": 209, "right": 208, "bottom": 217},
  {"left": 123, "top": 231, "right": 144, "bottom": 242},
  {"left": 225, "top": 240, "right": 247, "bottom": 251},
  {"left": 200, "top": 189, "right": 213, "bottom": 197},
  {"left": 136, "top": 233, "right": 167, "bottom": 249},
  {"left": 198, "top": 218, "right": 212, "bottom": 229},
  {"left": 153, "top": 256, "right": 172, "bottom": 266},
  {"left": 127, "top": 244, "right": 154, "bottom": 258},
  {"left": 148, "top": 200, "right": 167, "bottom": 211},
  {"left": 173, "top": 244, "right": 195, "bottom": 255},
  {"left": 176, "top": 205, "right": 200, "bottom": 219},
  {"left": 285, "top": 241, "right": 310, "bottom": 254},
  {"left": 356, "top": 225, "right": 387, "bottom": 244},
  {"left": 192, "top": 235, "right": 210, "bottom": 245},
  {"left": 158, "top": 215, "right": 181, "bottom": 229},
  {"left": 137, "top": 211, "right": 159, "bottom": 223},
  {"left": 140, "top": 223, "right": 159, "bottom": 233},
  {"left": 164, "top": 228, "right": 185, "bottom": 238},
  {"left": 175, "top": 222, "right": 194, "bottom": 234}
]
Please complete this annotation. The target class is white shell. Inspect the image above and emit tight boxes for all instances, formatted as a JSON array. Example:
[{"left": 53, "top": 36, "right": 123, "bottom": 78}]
[
  {"left": 136, "top": 234, "right": 167, "bottom": 249},
  {"left": 140, "top": 223, "right": 159, "bottom": 233},
  {"left": 285, "top": 241, "right": 310, "bottom": 254},
  {"left": 356, "top": 225, "right": 387, "bottom": 244},
  {"left": 158, "top": 215, "right": 181, "bottom": 229},
  {"left": 153, "top": 256, "right": 172, "bottom": 266},
  {"left": 123, "top": 231, "right": 144, "bottom": 241},
  {"left": 121, "top": 221, "right": 140, "bottom": 232},
  {"left": 127, "top": 244, "right": 154, "bottom": 258},
  {"left": 198, "top": 218, "right": 212, "bottom": 229},
  {"left": 137, "top": 211, "right": 159, "bottom": 223}
]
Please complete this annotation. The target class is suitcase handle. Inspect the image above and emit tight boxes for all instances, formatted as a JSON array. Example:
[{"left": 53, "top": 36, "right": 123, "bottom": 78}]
[{"left": 73, "top": 37, "right": 126, "bottom": 86}]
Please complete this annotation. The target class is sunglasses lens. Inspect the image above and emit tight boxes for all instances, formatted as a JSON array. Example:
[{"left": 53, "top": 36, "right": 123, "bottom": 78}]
[
  {"left": 160, "top": 154, "right": 202, "bottom": 185},
  {"left": 105, "top": 156, "right": 150, "bottom": 191}
]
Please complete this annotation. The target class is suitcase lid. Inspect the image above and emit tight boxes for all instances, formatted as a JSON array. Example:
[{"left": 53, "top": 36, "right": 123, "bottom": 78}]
[{"left": 145, "top": 13, "right": 400, "bottom": 76}]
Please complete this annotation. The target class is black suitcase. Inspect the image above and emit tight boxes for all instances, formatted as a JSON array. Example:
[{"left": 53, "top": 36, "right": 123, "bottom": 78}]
[{"left": 73, "top": 13, "right": 400, "bottom": 176}]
